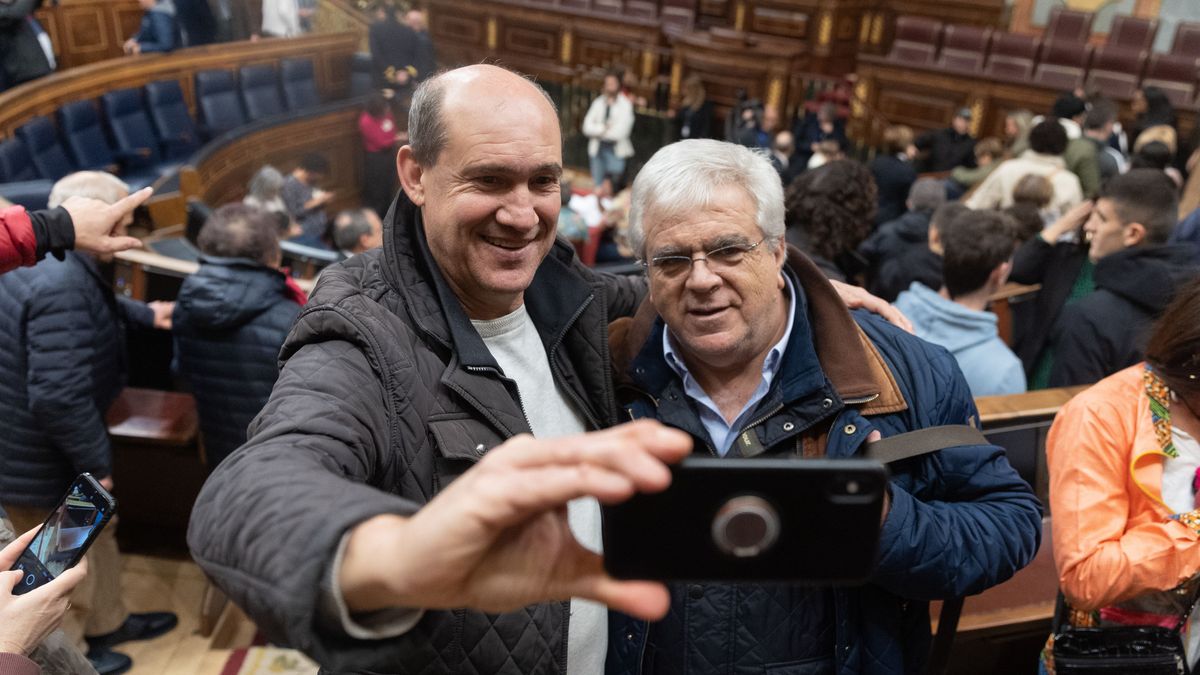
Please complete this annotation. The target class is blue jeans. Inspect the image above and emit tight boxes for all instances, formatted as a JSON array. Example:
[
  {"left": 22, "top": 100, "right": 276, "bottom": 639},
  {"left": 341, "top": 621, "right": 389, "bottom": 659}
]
[{"left": 590, "top": 143, "right": 626, "bottom": 188}]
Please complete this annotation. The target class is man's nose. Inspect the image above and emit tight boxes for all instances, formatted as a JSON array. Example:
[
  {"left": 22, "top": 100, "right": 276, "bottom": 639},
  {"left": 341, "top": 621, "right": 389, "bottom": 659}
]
[
  {"left": 495, "top": 188, "right": 539, "bottom": 231},
  {"left": 684, "top": 257, "right": 722, "bottom": 292}
]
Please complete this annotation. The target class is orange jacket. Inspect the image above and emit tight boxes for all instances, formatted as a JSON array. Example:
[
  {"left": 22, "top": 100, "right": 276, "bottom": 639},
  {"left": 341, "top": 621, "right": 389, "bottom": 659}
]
[{"left": 1049, "top": 364, "right": 1200, "bottom": 611}]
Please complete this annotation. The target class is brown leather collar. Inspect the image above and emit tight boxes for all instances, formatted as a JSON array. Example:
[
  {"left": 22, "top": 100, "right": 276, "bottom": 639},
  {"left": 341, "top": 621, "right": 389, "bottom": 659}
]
[{"left": 609, "top": 246, "right": 908, "bottom": 417}]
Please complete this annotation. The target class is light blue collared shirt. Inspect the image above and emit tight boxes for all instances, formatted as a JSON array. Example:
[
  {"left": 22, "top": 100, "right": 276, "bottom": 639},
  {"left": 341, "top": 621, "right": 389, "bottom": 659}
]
[{"left": 663, "top": 275, "right": 797, "bottom": 456}]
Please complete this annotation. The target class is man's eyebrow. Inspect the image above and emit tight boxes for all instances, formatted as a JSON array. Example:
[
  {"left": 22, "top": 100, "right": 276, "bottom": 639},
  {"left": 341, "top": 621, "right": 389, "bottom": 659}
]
[
  {"left": 462, "top": 163, "right": 563, "bottom": 178},
  {"left": 706, "top": 233, "right": 752, "bottom": 249},
  {"left": 649, "top": 245, "right": 689, "bottom": 258},
  {"left": 649, "top": 233, "right": 752, "bottom": 258}
]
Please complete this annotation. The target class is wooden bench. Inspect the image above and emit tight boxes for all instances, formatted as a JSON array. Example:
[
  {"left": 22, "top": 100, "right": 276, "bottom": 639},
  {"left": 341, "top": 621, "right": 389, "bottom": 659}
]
[{"left": 106, "top": 387, "right": 205, "bottom": 551}]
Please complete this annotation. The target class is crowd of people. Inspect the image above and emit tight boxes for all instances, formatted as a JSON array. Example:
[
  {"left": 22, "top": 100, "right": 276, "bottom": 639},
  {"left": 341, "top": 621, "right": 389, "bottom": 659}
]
[{"left": 2, "top": 6, "right": 1200, "bottom": 672}]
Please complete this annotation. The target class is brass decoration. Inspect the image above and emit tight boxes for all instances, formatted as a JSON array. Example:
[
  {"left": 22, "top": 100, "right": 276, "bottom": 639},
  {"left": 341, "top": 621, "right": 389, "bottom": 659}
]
[
  {"left": 670, "top": 59, "right": 682, "bottom": 98},
  {"left": 486, "top": 17, "right": 497, "bottom": 50},
  {"left": 851, "top": 80, "right": 869, "bottom": 119},
  {"left": 870, "top": 14, "right": 884, "bottom": 45},
  {"left": 970, "top": 98, "right": 984, "bottom": 136},
  {"left": 561, "top": 29, "right": 572, "bottom": 64},
  {"left": 859, "top": 13, "right": 871, "bottom": 44},
  {"left": 766, "top": 77, "right": 783, "bottom": 110},
  {"left": 818, "top": 11, "right": 832, "bottom": 46},
  {"left": 641, "top": 48, "right": 655, "bottom": 81},
  {"left": 734, "top": 2, "right": 746, "bottom": 31}
]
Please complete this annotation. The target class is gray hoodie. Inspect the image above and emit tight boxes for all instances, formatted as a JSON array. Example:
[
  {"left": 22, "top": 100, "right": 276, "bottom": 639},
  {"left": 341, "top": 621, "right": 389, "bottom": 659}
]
[{"left": 894, "top": 282, "right": 1026, "bottom": 397}]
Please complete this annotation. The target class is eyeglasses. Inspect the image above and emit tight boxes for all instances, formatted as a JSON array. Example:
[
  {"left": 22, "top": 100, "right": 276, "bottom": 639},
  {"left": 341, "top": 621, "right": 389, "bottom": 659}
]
[{"left": 644, "top": 238, "right": 766, "bottom": 279}]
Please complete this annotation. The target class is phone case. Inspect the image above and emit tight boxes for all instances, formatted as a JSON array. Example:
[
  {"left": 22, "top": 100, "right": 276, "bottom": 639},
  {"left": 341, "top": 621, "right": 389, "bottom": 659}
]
[{"left": 602, "top": 457, "right": 887, "bottom": 582}]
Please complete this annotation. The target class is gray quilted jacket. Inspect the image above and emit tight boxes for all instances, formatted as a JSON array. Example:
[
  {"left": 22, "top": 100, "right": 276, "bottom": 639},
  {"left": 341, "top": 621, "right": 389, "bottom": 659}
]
[{"left": 188, "top": 192, "right": 644, "bottom": 674}]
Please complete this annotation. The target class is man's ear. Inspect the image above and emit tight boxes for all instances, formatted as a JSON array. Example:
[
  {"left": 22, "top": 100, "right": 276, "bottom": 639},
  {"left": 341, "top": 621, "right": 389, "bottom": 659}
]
[
  {"left": 396, "top": 145, "right": 426, "bottom": 207},
  {"left": 773, "top": 236, "right": 787, "bottom": 289},
  {"left": 991, "top": 260, "right": 1012, "bottom": 289},
  {"left": 1124, "top": 221, "right": 1147, "bottom": 248}
]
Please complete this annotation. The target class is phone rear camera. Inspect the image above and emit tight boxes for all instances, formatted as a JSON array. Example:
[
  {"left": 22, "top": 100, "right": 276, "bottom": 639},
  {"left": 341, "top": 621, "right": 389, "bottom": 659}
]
[
  {"left": 845, "top": 480, "right": 860, "bottom": 495},
  {"left": 712, "top": 495, "right": 780, "bottom": 558}
]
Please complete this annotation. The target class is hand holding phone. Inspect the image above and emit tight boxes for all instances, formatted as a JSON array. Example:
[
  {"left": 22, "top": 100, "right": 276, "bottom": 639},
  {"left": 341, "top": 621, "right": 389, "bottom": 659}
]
[
  {"left": 0, "top": 528, "right": 88, "bottom": 656},
  {"left": 9, "top": 474, "right": 115, "bottom": 596}
]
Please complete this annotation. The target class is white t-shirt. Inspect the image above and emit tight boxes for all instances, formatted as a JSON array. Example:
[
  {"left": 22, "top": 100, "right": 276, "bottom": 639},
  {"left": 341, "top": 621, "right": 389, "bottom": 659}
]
[{"left": 472, "top": 305, "right": 606, "bottom": 675}]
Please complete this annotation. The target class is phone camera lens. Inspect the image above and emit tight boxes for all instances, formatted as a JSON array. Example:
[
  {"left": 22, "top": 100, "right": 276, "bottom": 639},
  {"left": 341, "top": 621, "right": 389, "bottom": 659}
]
[
  {"left": 712, "top": 495, "right": 780, "bottom": 558},
  {"left": 845, "top": 480, "right": 860, "bottom": 495}
]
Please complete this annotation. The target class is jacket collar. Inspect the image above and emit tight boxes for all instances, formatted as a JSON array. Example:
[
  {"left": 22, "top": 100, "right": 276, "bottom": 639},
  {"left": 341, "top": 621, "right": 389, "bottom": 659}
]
[{"left": 616, "top": 246, "right": 906, "bottom": 416}]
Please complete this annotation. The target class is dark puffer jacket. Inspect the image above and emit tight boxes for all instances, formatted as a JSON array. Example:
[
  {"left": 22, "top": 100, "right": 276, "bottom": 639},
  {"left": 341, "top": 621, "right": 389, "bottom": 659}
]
[
  {"left": 172, "top": 257, "right": 301, "bottom": 467},
  {"left": 0, "top": 253, "right": 144, "bottom": 506},
  {"left": 1049, "top": 244, "right": 1199, "bottom": 387},
  {"left": 188, "top": 192, "right": 644, "bottom": 674},
  {"left": 606, "top": 251, "right": 1042, "bottom": 675},
  {"left": 859, "top": 210, "right": 934, "bottom": 300},
  {"left": 1007, "top": 235, "right": 1088, "bottom": 378}
]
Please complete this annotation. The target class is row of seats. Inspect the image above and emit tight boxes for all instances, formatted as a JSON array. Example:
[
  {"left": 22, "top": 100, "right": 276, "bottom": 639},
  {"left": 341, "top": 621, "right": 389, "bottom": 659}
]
[
  {"left": 887, "top": 12, "right": 1200, "bottom": 105},
  {"left": 513, "top": 0, "right": 695, "bottom": 33},
  {"left": 0, "top": 58, "right": 322, "bottom": 208},
  {"left": 0, "top": 81, "right": 196, "bottom": 194},
  {"left": 195, "top": 59, "right": 320, "bottom": 138}
]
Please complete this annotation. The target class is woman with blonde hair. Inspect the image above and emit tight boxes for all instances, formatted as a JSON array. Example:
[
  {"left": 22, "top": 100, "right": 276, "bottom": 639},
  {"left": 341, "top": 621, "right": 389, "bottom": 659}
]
[{"left": 673, "top": 74, "right": 713, "bottom": 141}]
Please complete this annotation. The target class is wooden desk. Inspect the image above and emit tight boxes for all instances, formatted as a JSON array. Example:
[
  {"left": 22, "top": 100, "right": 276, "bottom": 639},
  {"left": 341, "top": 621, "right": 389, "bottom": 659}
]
[
  {"left": 977, "top": 386, "right": 1087, "bottom": 426},
  {"left": 107, "top": 388, "right": 205, "bottom": 551}
]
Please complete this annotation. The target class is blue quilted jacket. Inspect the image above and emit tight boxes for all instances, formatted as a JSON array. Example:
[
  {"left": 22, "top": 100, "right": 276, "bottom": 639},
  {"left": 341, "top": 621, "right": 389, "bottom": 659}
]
[
  {"left": 607, "top": 257, "right": 1043, "bottom": 675},
  {"left": 0, "top": 253, "right": 147, "bottom": 506},
  {"left": 172, "top": 256, "right": 301, "bottom": 467}
]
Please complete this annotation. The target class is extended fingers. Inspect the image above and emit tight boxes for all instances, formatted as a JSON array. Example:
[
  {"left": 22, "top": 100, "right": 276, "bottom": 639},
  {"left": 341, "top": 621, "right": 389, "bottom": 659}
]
[
  {"left": 466, "top": 463, "right": 637, "bottom": 530},
  {"left": 108, "top": 187, "right": 153, "bottom": 217},
  {"left": 556, "top": 549, "right": 671, "bottom": 621},
  {"left": 488, "top": 421, "right": 690, "bottom": 493}
]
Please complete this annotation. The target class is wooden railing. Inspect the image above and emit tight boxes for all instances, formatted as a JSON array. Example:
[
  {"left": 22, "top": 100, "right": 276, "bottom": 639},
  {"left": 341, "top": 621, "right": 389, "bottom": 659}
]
[{"left": 0, "top": 32, "right": 360, "bottom": 137}]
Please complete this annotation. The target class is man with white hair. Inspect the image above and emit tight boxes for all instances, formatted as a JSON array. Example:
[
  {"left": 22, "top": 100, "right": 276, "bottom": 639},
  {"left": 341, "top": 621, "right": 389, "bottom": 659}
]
[
  {"left": 0, "top": 172, "right": 177, "bottom": 675},
  {"left": 606, "top": 139, "right": 1042, "bottom": 674}
]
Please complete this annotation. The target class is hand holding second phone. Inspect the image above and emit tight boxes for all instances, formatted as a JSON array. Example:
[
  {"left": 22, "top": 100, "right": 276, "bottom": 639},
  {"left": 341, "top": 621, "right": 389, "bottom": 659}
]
[
  {"left": 339, "top": 420, "right": 692, "bottom": 622},
  {"left": 0, "top": 527, "right": 88, "bottom": 656}
]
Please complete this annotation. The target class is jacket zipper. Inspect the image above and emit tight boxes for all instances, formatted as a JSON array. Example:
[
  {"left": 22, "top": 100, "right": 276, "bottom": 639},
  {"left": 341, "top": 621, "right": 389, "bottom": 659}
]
[
  {"left": 842, "top": 393, "right": 880, "bottom": 405},
  {"left": 463, "top": 364, "right": 532, "bottom": 434}
]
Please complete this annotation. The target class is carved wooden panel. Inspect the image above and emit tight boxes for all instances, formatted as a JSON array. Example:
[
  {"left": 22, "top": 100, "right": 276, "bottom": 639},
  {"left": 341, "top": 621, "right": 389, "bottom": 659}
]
[
  {"left": 0, "top": 32, "right": 360, "bottom": 137},
  {"left": 435, "top": 14, "right": 487, "bottom": 49},
  {"left": 425, "top": 0, "right": 661, "bottom": 82},
  {"left": 502, "top": 23, "right": 559, "bottom": 61},
  {"left": 750, "top": 7, "right": 808, "bottom": 39},
  {"left": 33, "top": 0, "right": 144, "bottom": 71}
]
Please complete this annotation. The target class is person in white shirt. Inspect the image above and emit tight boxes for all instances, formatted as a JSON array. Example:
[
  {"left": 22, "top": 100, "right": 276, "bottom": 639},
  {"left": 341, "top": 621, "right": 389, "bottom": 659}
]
[{"left": 582, "top": 70, "right": 635, "bottom": 190}]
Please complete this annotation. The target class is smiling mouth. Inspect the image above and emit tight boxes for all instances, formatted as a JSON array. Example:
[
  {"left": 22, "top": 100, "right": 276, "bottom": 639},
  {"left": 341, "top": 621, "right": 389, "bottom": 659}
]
[
  {"left": 482, "top": 235, "right": 532, "bottom": 251},
  {"left": 688, "top": 306, "right": 729, "bottom": 317}
]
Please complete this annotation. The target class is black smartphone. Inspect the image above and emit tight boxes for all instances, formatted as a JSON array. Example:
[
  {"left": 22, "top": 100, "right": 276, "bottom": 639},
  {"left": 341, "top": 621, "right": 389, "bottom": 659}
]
[
  {"left": 9, "top": 473, "right": 116, "bottom": 595},
  {"left": 602, "top": 457, "right": 887, "bottom": 583}
]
